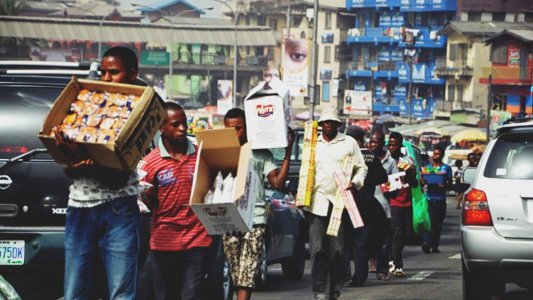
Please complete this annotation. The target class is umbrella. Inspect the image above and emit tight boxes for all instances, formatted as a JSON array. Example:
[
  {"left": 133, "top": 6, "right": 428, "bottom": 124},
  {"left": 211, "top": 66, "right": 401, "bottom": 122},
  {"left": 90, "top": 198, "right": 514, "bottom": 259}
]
[
  {"left": 294, "top": 111, "right": 320, "bottom": 121},
  {"left": 416, "top": 127, "right": 445, "bottom": 136},
  {"left": 451, "top": 128, "right": 488, "bottom": 143}
]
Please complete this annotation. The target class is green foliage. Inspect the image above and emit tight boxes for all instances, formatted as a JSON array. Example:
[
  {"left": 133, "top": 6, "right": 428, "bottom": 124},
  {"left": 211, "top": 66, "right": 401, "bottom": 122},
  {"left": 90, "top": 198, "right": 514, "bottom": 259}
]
[{"left": 0, "top": 0, "right": 28, "bottom": 16}]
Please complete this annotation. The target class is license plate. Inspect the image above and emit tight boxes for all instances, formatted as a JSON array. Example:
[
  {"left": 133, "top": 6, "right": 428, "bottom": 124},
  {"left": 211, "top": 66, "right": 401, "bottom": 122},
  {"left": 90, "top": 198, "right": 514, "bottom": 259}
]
[{"left": 0, "top": 240, "right": 25, "bottom": 265}]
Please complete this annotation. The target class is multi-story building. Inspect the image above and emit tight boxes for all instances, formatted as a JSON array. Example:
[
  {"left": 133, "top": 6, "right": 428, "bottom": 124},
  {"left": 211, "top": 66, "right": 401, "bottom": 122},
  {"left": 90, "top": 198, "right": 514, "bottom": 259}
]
[
  {"left": 479, "top": 29, "right": 533, "bottom": 117},
  {"left": 223, "top": 0, "right": 353, "bottom": 113},
  {"left": 437, "top": 21, "right": 533, "bottom": 118},
  {"left": 345, "top": 0, "right": 457, "bottom": 120}
]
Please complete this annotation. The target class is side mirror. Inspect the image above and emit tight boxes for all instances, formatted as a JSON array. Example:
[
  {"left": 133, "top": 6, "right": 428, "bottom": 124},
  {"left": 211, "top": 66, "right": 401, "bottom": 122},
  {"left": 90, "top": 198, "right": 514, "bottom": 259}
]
[{"left": 462, "top": 167, "right": 477, "bottom": 185}]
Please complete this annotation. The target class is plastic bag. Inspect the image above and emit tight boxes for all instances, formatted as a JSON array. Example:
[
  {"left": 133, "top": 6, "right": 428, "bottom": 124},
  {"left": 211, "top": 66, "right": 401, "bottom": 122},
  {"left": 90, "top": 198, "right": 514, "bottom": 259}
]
[{"left": 404, "top": 142, "right": 431, "bottom": 236}]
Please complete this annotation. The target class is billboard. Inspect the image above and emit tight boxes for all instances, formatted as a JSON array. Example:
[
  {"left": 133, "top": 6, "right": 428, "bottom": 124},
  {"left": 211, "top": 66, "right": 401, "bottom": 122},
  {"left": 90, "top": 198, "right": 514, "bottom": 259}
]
[
  {"left": 217, "top": 80, "right": 233, "bottom": 115},
  {"left": 282, "top": 38, "right": 309, "bottom": 97},
  {"left": 343, "top": 90, "right": 372, "bottom": 116}
]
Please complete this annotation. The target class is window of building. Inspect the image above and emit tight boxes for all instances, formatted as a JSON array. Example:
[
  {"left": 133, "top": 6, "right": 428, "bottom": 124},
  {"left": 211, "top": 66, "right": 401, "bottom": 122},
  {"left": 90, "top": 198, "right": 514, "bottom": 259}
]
[
  {"left": 325, "top": 12, "right": 332, "bottom": 29},
  {"left": 324, "top": 45, "right": 331, "bottom": 63},
  {"left": 269, "top": 19, "right": 277, "bottom": 30},
  {"left": 322, "top": 81, "right": 330, "bottom": 102},
  {"left": 481, "top": 12, "right": 492, "bottom": 21},
  {"left": 245, "top": 15, "right": 250, "bottom": 25},
  {"left": 516, "top": 13, "right": 525, "bottom": 22},
  {"left": 448, "top": 84, "right": 456, "bottom": 102},
  {"left": 449, "top": 44, "right": 457, "bottom": 61},
  {"left": 257, "top": 15, "right": 266, "bottom": 26},
  {"left": 491, "top": 44, "right": 508, "bottom": 64},
  {"left": 492, "top": 13, "right": 506, "bottom": 22},
  {"left": 457, "top": 85, "right": 463, "bottom": 102},
  {"left": 469, "top": 12, "right": 481, "bottom": 21}
]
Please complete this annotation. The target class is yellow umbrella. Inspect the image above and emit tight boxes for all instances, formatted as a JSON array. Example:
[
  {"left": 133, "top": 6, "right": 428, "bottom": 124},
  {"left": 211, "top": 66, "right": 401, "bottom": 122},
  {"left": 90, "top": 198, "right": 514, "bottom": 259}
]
[{"left": 451, "top": 128, "right": 488, "bottom": 143}]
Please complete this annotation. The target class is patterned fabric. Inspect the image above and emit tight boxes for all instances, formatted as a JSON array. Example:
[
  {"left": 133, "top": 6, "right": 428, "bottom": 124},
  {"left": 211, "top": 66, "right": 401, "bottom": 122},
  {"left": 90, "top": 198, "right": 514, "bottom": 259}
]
[
  {"left": 141, "top": 139, "right": 212, "bottom": 251},
  {"left": 389, "top": 155, "right": 414, "bottom": 208},
  {"left": 222, "top": 226, "right": 266, "bottom": 288},
  {"left": 68, "top": 173, "right": 139, "bottom": 208}
]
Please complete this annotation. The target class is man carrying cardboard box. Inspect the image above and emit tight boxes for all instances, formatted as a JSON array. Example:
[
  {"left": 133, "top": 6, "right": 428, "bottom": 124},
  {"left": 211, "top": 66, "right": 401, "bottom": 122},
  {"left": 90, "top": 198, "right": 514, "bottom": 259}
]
[
  {"left": 140, "top": 102, "right": 212, "bottom": 299},
  {"left": 222, "top": 108, "right": 294, "bottom": 300},
  {"left": 53, "top": 46, "right": 143, "bottom": 300}
]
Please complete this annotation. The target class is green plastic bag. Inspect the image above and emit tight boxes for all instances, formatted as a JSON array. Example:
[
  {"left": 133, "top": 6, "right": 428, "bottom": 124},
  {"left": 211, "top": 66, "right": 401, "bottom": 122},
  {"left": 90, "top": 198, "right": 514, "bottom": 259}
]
[
  {"left": 404, "top": 142, "right": 431, "bottom": 236},
  {"left": 0, "top": 276, "right": 21, "bottom": 300}
]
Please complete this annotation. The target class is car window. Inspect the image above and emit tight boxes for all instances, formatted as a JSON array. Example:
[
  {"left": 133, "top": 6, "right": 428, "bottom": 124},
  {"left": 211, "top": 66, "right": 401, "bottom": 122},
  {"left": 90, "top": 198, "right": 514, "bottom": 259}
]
[
  {"left": 483, "top": 133, "right": 533, "bottom": 180},
  {"left": 0, "top": 86, "right": 61, "bottom": 159}
]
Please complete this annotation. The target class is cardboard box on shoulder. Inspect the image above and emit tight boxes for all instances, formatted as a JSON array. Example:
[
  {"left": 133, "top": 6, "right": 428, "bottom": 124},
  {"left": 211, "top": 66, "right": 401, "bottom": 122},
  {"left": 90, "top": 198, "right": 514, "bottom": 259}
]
[
  {"left": 189, "top": 128, "right": 260, "bottom": 235},
  {"left": 244, "top": 76, "right": 291, "bottom": 149},
  {"left": 38, "top": 77, "right": 165, "bottom": 171}
]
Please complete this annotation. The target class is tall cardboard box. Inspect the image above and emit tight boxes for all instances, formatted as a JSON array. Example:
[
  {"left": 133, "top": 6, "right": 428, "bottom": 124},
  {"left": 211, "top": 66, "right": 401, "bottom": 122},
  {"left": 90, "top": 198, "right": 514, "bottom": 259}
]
[
  {"left": 189, "top": 128, "right": 260, "bottom": 235},
  {"left": 244, "top": 77, "right": 291, "bottom": 149},
  {"left": 38, "top": 77, "right": 165, "bottom": 171}
]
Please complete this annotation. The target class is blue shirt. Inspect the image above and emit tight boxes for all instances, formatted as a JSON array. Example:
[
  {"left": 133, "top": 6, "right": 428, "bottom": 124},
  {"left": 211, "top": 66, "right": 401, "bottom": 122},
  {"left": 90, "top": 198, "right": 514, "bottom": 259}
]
[{"left": 423, "top": 163, "right": 452, "bottom": 201}]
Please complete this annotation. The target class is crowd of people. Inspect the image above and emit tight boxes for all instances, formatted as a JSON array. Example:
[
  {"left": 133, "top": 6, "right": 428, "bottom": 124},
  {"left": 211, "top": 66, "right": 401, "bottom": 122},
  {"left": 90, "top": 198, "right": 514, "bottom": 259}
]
[{"left": 53, "top": 47, "right": 479, "bottom": 300}]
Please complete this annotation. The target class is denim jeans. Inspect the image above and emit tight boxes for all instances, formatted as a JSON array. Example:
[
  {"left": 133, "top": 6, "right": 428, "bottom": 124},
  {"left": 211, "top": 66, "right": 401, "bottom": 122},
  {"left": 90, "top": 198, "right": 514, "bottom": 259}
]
[
  {"left": 349, "top": 226, "right": 369, "bottom": 285},
  {"left": 306, "top": 211, "right": 345, "bottom": 298},
  {"left": 64, "top": 196, "right": 140, "bottom": 300},
  {"left": 423, "top": 200, "right": 447, "bottom": 250},
  {"left": 149, "top": 247, "right": 209, "bottom": 300},
  {"left": 390, "top": 206, "right": 411, "bottom": 269}
]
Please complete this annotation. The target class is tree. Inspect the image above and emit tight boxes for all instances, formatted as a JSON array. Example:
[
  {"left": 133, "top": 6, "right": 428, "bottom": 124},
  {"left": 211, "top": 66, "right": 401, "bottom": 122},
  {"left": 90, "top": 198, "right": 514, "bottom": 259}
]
[{"left": 0, "top": 0, "right": 28, "bottom": 15}]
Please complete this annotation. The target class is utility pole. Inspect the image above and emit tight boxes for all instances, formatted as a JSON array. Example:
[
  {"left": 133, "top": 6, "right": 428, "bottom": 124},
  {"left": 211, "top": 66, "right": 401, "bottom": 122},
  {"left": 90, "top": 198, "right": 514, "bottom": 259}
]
[
  {"left": 487, "top": 74, "right": 492, "bottom": 141},
  {"left": 286, "top": 0, "right": 291, "bottom": 39},
  {"left": 309, "top": 0, "right": 319, "bottom": 120},
  {"left": 408, "top": 56, "right": 413, "bottom": 125}
]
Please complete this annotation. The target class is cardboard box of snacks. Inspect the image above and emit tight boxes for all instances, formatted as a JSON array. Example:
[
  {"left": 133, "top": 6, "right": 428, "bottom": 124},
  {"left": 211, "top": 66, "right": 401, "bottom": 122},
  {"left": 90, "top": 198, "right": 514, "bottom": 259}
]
[
  {"left": 243, "top": 76, "right": 291, "bottom": 149},
  {"left": 189, "top": 128, "right": 260, "bottom": 235},
  {"left": 38, "top": 77, "right": 165, "bottom": 171}
]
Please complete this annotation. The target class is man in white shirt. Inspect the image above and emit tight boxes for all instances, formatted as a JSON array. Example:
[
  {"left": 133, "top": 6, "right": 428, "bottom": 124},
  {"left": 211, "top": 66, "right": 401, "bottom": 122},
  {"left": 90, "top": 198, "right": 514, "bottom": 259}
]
[{"left": 304, "top": 107, "right": 367, "bottom": 300}]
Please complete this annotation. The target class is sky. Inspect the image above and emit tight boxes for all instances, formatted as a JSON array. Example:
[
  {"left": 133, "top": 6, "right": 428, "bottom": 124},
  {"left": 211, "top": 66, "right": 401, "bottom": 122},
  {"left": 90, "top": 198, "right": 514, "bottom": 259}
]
[{"left": 118, "top": 0, "right": 224, "bottom": 18}]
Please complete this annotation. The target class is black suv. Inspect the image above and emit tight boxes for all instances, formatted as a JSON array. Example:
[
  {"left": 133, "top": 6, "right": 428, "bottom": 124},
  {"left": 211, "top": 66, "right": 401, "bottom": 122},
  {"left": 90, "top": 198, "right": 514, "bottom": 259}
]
[{"left": 0, "top": 61, "right": 99, "bottom": 299}]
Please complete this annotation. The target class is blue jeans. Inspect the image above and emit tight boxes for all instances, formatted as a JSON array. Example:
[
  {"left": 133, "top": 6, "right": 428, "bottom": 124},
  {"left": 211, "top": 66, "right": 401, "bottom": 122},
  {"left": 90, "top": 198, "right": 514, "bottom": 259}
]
[{"left": 64, "top": 196, "right": 141, "bottom": 300}]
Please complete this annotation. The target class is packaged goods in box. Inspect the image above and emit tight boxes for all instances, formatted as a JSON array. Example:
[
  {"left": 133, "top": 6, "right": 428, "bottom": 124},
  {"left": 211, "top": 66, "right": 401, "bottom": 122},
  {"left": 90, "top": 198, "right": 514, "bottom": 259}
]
[
  {"left": 421, "top": 173, "right": 447, "bottom": 185},
  {"left": 189, "top": 128, "right": 260, "bottom": 235},
  {"left": 39, "top": 77, "right": 165, "bottom": 171},
  {"left": 244, "top": 77, "right": 291, "bottom": 149}
]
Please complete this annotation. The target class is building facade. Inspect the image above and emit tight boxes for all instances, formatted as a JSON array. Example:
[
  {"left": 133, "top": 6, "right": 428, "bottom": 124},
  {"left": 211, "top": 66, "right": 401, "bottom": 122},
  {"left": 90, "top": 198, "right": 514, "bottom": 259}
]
[{"left": 345, "top": 0, "right": 457, "bottom": 120}]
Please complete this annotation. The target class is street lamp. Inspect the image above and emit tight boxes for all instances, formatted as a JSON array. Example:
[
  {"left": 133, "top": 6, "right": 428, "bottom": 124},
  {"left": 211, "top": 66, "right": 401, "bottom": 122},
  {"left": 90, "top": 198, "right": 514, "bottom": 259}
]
[
  {"left": 65, "top": 3, "right": 110, "bottom": 60},
  {"left": 132, "top": 3, "right": 213, "bottom": 101},
  {"left": 214, "top": 0, "right": 239, "bottom": 108}
]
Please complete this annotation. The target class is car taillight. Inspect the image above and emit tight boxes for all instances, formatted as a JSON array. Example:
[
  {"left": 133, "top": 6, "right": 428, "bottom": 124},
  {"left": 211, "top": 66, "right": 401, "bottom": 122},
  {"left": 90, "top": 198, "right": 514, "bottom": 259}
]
[
  {"left": 463, "top": 188, "right": 492, "bottom": 226},
  {"left": 0, "top": 146, "right": 28, "bottom": 154}
]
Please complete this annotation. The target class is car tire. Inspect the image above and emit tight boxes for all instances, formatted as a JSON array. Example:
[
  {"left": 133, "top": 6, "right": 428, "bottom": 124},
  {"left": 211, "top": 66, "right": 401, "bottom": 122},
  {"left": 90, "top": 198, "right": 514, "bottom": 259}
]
[
  {"left": 254, "top": 241, "right": 268, "bottom": 290},
  {"left": 281, "top": 232, "right": 306, "bottom": 280},
  {"left": 462, "top": 259, "right": 490, "bottom": 300}
]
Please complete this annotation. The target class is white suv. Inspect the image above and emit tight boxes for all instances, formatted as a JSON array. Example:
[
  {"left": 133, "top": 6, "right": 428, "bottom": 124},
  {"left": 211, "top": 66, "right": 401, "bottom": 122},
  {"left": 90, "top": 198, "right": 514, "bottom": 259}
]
[{"left": 461, "top": 118, "right": 533, "bottom": 299}]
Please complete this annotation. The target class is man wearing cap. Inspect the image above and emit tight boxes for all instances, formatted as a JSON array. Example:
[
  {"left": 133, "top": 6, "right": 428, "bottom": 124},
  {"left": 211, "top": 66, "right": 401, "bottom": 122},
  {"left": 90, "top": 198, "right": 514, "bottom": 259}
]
[{"left": 305, "top": 107, "right": 367, "bottom": 300}]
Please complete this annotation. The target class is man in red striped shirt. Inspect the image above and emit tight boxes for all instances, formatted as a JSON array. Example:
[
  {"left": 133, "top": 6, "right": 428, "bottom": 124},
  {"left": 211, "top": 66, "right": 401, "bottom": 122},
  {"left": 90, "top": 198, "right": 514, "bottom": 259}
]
[{"left": 141, "top": 102, "right": 212, "bottom": 300}]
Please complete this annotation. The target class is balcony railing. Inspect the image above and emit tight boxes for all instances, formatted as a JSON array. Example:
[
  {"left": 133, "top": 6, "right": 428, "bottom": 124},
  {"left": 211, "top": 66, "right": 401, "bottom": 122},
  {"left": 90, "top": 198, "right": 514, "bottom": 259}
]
[
  {"left": 173, "top": 54, "right": 268, "bottom": 67},
  {"left": 435, "top": 62, "right": 473, "bottom": 77},
  {"left": 481, "top": 67, "right": 533, "bottom": 84}
]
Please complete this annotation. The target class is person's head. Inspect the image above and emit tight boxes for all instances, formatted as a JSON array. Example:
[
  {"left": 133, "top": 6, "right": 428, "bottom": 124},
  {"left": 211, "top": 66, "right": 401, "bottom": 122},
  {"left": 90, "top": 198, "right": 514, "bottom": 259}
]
[
  {"left": 467, "top": 152, "right": 478, "bottom": 167},
  {"left": 318, "top": 107, "right": 342, "bottom": 141},
  {"left": 432, "top": 146, "right": 445, "bottom": 164},
  {"left": 369, "top": 130, "right": 386, "bottom": 155},
  {"left": 160, "top": 102, "right": 187, "bottom": 146},
  {"left": 101, "top": 46, "right": 138, "bottom": 83},
  {"left": 388, "top": 131, "right": 404, "bottom": 158},
  {"left": 346, "top": 126, "right": 366, "bottom": 148},
  {"left": 224, "top": 108, "right": 247, "bottom": 145},
  {"left": 455, "top": 159, "right": 463, "bottom": 168}
]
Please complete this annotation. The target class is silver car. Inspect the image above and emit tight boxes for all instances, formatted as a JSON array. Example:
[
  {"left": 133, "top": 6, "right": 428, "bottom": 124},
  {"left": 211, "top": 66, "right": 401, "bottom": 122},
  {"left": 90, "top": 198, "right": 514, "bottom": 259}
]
[{"left": 461, "top": 119, "right": 533, "bottom": 299}]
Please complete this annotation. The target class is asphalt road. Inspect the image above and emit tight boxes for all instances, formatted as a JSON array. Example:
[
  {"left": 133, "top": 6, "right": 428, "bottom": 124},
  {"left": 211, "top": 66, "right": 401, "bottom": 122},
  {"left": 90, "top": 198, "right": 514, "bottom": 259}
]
[{"left": 253, "top": 196, "right": 533, "bottom": 300}]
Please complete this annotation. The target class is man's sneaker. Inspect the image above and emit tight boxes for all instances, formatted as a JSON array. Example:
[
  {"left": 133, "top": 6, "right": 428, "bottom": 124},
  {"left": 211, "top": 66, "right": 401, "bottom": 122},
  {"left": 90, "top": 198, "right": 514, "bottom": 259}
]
[
  {"left": 388, "top": 261, "right": 395, "bottom": 273},
  {"left": 377, "top": 273, "right": 391, "bottom": 281},
  {"left": 421, "top": 242, "right": 431, "bottom": 254},
  {"left": 393, "top": 267, "right": 405, "bottom": 277}
]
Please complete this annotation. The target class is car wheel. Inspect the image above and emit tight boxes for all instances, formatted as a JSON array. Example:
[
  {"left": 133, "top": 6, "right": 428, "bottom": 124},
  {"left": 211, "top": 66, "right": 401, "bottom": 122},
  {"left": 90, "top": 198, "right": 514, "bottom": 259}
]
[
  {"left": 462, "top": 259, "right": 490, "bottom": 300},
  {"left": 281, "top": 233, "right": 306, "bottom": 280},
  {"left": 254, "top": 242, "right": 268, "bottom": 290}
]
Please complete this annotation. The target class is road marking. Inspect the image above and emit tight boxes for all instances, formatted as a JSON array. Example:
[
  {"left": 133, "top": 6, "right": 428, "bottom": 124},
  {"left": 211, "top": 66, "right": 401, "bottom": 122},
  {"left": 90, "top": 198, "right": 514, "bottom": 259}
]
[
  {"left": 408, "top": 271, "right": 434, "bottom": 281},
  {"left": 449, "top": 253, "right": 461, "bottom": 259}
]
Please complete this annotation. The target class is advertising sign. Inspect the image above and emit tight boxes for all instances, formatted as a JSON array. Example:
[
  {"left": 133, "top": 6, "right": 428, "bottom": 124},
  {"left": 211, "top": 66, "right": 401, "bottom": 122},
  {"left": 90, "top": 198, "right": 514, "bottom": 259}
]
[
  {"left": 141, "top": 51, "right": 170, "bottom": 65},
  {"left": 283, "top": 38, "right": 309, "bottom": 97},
  {"left": 217, "top": 80, "right": 233, "bottom": 115},
  {"left": 343, "top": 90, "right": 372, "bottom": 116}
]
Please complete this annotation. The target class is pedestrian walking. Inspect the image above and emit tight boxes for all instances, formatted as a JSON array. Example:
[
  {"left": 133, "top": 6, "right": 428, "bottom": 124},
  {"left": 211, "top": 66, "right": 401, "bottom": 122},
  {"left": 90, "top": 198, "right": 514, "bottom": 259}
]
[
  {"left": 421, "top": 146, "right": 453, "bottom": 254},
  {"left": 344, "top": 126, "right": 388, "bottom": 287},
  {"left": 222, "top": 108, "right": 294, "bottom": 300},
  {"left": 53, "top": 46, "right": 143, "bottom": 300},
  {"left": 387, "top": 131, "right": 418, "bottom": 277},
  {"left": 304, "top": 107, "right": 367, "bottom": 300},
  {"left": 368, "top": 130, "right": 398, "bottom": 281},
  {"left": 140, "top": 102, "right": 212, "bottom": 299}
]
